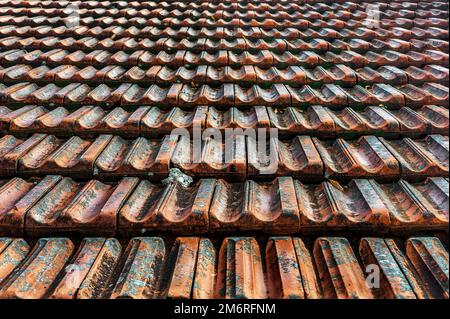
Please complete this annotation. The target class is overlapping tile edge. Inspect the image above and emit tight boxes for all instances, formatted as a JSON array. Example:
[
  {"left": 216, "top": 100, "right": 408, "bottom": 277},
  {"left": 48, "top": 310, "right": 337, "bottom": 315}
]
[
  {"left": 1, "top": 104, "right": 448, "bottom": 138},
  {"left": 0, "top": 82, "right": 448, "bottom": 108},
  {"left": 0, "top": 0, "right": 448, "bottom": 300},
  {"left": 0, "top": 133, "right": 448, "bottom": 181},
  {"left": 0, "top": 175, "right": 447, "bottom": 236},
  {"left": 0, "top": 236, "right": 448, "bottom": 299}
]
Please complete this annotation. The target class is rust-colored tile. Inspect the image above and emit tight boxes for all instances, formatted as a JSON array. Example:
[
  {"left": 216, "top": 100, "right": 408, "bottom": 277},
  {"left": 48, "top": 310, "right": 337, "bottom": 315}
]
[
  {"left": 383, "top": 238, "right": 431, "bottom": 299},
  {"left": 313, "top": 237, "right": 374, "bottom": 299},
  {"left": 94, "top": 135, "right": 177, "bottom": 179},
  {"left": 406, "top": 237, "right": 449, "bottom": 299},
  {"left": 24, "top": 177, "right": 131, "bottom": 236},
  {"left": 18, "top": 135, "right": 112, "bottom": 177},
  {"left": 171, "top": 134, "right": 246, "bottom": 180},
  {"left": 265, "top": 237, "right": 306, "bottom": 299},
  {"left": 141, "top": 106, "right": 202, "bottom": 137},
  {"left": 209, "top": 177, "right": 300, "bottom": 234},
  {"left": 119, "top": 178, "right": 214, "bottom": 235},
  {"left": 90, "top": 107, "right": 148, "bottom": 137},
  {"left": 380, "top": 135, "right": 448, "bottom": 180},
  {"left": 0, "top": 238, "right": 29, "bottom": 285},
  {"left": 1, "top": 105, "right": 46, "bottom": 133},
  {"left": 292, "top": 237, "right": 323, "bottom": 299},
  {"left": 357, "top": 66, "right": 408, "bottom": 86},
  {"left": 192, "top": 238, "right": 217, "bottom": 299},
  {"left": 205, "top": 106, "right": 270, "bottom": 130},
  {"left": 0, "top": 235, "right": 447, "bottom": 299},
  {"left": 313, "top": 136, "right": 400, "bottom": 181},
  {"left": 160, "top": 237, "right": 200, "bottom": 299},
  {"left": 23, "top": 107, "right": 70, "bottom": 136},
  {"left": 418, "top": 105, "right": 449, "bottom": 135},
  {"left": 0, "top": 238, "right": 74, "bottom": 299},
  {"left": 359, "top": 238, "right": 417, "bottom": 299},
  {"left": 49, "top": 238, "right": 122, "bottom": 299},
  {"left": 215, "top": 237, "right": 267, "bottom": 299},
  {"left": 109, "top": 237, "right": 166, "bottom": 299},
  {"left": 371, "top": 177, "right": 448, "bottom": 233},
  {"left": 235, "top": 84, "right": 290, "bottom": 107},
  {"left": 268, "top": 106, "right": 335, "bottom": 138},
  {"left": 247, "top": 136, "right": 323, "bottom": 180},
  {"left": 328, "top": 106, "right": 400, "bottom": 138},
  {"left": 296, "top": 179, "right": 391, "bottom": 234},
  {"left": 0, "top": 133, "right": 47, "bottom": 176},
  {"left": 388, "top": 107, "right": 432, "bottom": 138},
  {"left": 0, "top": 175, "right": 60, "bottom": 236}
]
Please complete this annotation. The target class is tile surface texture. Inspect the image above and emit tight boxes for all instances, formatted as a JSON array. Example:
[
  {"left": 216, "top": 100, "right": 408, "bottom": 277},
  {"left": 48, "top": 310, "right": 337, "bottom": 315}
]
[{"left": 0, "top": 0, "right": 448, "bottom": 299}]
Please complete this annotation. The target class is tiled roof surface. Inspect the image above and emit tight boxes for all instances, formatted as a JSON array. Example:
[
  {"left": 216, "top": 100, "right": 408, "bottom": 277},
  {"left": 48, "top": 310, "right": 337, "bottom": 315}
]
[
  {"left": 0, "top": 175, "right": 447, "bottom": 236},
  {"left": 1, "top": 105, "right": 448, "bottom": 137},
  {"left": 0, "top": 82, "right": 448, "bottom": 107},
  {"left": 0, "top": 134, "right": 447, "bottom": 180},
  {"left": 0, "top": 0, "right": 448, "bottom": 299},
  {"left": 0, "top": 236, "right": 448, "bottom": 299}
]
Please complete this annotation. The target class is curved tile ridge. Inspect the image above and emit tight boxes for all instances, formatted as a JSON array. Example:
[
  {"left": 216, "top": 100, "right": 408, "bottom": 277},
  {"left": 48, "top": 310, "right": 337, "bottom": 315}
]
[
  {"left": 0, "top": 15, "right": 448, "bottom": 39},
  {"left": 406, "top": 237, "right": 449, "bottom": 299},
  {"left": 0, "top": 82, "right": 447, "bottom": 108},
  {"left": 370, "top": 177, "right": 449, "bottom": 233},
  {"left": 0, "top": 237, "right": 74, "bottom": 299},
  {"left": 0, "top": 32, "right": 447, "bottom": 54},
  {"left": 313, "top": 237, "right": 375, "bottom": 299},
  {"left": 49, "top": 238, "right": 122, "bottom": 299},
  {"left": 247, "top": 135, "right": 323, "bottom": 180},
  {"left": 205, "top": 105, "right": 270, "bottom": 130},
  {"left": 3, "top": 63, "right": 410, "bottom": 87},
  {"left": 0, "top": 4, "right": 447, "bottom": 24},
  {"left": 159, "top": 237, "right": 215, "bottom": 299},
  {"left": 1, "top": 48, "right": 447, "bottom": 69},
  {"left": 0, "top": 134, "right": 177, "bottom": 179},
  {"left": 0, "top": 175, "right": 60, "bottom": 236},
  {"left": 265, "top": 237, "right": 323, "bottom": 299},
  {"left": 295, "top": 179, "right": 391, "bottom": 234},
  {"left": 94, "top": 135, "right": 177, "bottom": 179},
  {"left": 0, "top": 236, "right": 448, "bottom": 299},
  {"left": 359, "top": 238, "right": 422, "bottom": 299},
  {"left": 313, "top": 135, "right": 400, "bottom": 182},
  {"left": 0, "top": 176, "right": 447, "bottom": 236},
  {"left": 0, "top": 23, "right": 447, "bottom": 44},
  {"left": 380, "top": 135, "right": 449, "bottom": 180},
  {"left": 215, "top": 237, "right": 267, "bottom": 299},
  {"left": 118, "top": 178, "right": 216, "bottom": 235},
  {"left": 108, "top": 237, "right": 166, "bottom": 299},
  {"left": 209, "top": 177, "right": 300, "bottom": 234},
  {"left": 268, "top": 105, "right": 335, "bottom": 138},
  {"left": 0, "top": 0, "right": 447, "bottom": 13},
  {"left": 171, "top": 134, "right": 247, "bottom": 180},
  {"left": 0, "top": 237, "right": 29, "bottom": 284},
  {"left": 0, "top": 133, "right": 447, "bottom": 181},
  {"left": 327, "top": 106, "right": 400, "bottom": 138},
  {"left": 24, "top": 176, "right": 136, "bottom": 236},
  {"left": 1, "top": 105, "right": 447, "bottom": 138},
  {"left": 384, "top": 105, "right": 449, "bottom": 138}
]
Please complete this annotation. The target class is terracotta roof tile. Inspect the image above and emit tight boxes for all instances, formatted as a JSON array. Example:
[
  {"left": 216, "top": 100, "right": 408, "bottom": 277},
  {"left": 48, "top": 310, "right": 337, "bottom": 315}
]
[
  {"left": 0, "top": 133, "right": 448, "bottom": 180},
  {"left": 0, "top": 82, "right": 447, "bottom": 108},
  {"left": 380, "top": 135, "right": 449, "bottom": 180},
  {"left": 0, "top": 0, "right": 448, "bottom": 300},
  {"left": 1, "top": 104, "right": 447, "bottom": 138},
  {"left": 0, "top": 236, "right": 447, "bottom": 299},
  {"left": 0, "top": 176, "right": 447, "bottom": 236},
  {"left": 313, "top": 135, "right": 400, "bottom": 181},
  {"left": 1, "top": 48, "right": 448, "bottom": 69}
]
